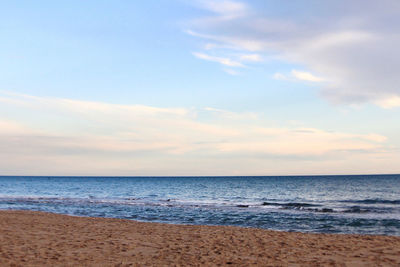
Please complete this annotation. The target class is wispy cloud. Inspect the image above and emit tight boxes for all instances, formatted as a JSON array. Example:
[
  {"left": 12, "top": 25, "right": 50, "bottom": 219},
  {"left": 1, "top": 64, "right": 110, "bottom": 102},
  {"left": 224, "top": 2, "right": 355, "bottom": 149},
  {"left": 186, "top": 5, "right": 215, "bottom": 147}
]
[
  {"left": 0, "top": 91, "right": 396, "bottom": 175},
  {"left": 239, "top": 54, "right": 262, "bottom": 62},
  {"left": 0, "top": 119, "right": 30, "bottom": 134},
  {"left": 291, "top": 70, "right": 324, "bottom": 82},
  {"left": 374, "top": 95, "right": 400, "bottom": 109},
  {"left": 203, "top": 107, "right": 257, "bottom": 120},
  {"left": 196, "top": 0, "right": 248, "bottom": 18},
  {"left": 192, "top": 52, "right": 244, "bottom": 67},
  {"left": 273, "top": 70, "right": 324, "bottom": 83}
]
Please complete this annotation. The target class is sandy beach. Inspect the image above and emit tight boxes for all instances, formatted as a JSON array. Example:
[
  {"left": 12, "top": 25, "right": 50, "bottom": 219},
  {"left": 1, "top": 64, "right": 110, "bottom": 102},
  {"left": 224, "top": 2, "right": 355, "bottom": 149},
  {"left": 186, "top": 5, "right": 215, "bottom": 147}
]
[{"left": 0, "top": 210, "right": 399, "bottom": 266}]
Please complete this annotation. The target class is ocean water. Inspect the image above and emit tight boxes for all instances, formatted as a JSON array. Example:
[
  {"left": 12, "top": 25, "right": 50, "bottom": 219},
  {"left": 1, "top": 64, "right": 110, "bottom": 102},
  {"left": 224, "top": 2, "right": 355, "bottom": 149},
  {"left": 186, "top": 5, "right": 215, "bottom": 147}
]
[{"left": 0, "top": 175, "right": 399, "bottom": 236}]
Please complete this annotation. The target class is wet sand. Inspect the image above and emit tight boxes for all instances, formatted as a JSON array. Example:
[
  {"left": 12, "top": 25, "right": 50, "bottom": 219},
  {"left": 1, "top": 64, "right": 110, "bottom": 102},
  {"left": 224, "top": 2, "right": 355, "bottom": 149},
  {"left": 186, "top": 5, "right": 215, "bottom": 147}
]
[{"left": 0, "top": 210, "right": 399, "bottom": 266}]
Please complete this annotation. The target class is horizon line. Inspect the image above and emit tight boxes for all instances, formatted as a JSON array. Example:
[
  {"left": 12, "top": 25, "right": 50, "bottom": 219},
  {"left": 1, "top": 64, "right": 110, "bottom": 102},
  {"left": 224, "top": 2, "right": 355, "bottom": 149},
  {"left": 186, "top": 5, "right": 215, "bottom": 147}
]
[{"left": 0, "top": 173, "right": 399, "bottom": 178}]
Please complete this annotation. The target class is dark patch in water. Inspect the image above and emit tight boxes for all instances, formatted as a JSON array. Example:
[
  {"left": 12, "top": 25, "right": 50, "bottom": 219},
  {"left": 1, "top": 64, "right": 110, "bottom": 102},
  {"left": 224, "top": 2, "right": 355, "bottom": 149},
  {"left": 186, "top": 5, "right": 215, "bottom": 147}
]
[
  {"left": 343, "top": 206, "right": 371, "bottom": 213},
  {"left": 262, "top": 202, "right": 319, "bottom": 208},
  {"left": 262, "top": 202, "right": 335, "bottom": 213},
  {"left": 341, "top": 199, "right": 400, "bottom": 205},
  {"left": 314, "top": 208, "right": 334, "bottom": 213}
]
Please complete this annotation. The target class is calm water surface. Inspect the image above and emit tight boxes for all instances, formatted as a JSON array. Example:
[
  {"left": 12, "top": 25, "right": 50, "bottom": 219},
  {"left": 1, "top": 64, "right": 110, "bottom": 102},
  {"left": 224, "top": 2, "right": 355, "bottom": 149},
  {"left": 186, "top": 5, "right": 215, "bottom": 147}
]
[{"left": 1, "top": 175, "right": 399, "bottom": 235}]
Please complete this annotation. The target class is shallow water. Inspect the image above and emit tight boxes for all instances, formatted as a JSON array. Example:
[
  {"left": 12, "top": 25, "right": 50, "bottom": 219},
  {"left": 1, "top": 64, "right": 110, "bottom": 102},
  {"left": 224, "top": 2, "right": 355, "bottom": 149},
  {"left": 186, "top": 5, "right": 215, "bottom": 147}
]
[{"left": 1, "top": 175, "right": 399, "bottom": 235}]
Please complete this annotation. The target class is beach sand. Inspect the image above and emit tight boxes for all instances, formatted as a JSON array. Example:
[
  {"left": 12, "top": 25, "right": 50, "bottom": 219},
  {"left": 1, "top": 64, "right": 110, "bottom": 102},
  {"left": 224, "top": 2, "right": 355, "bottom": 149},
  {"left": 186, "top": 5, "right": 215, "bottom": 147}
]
[{"left": 0, "top": 210, "right": 399, "bottom": 266}]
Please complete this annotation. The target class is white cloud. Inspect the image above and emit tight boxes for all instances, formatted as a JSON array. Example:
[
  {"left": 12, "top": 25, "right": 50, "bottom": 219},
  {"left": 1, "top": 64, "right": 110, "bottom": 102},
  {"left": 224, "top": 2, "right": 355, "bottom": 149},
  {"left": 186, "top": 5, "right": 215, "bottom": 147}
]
[
  {"left": 291, "top": 70, "right": 324, "bottom": 82},
  {"left": 0, "top": 92, "right": 396, "bottom": 175},
  {"left": 197, "top": 0, "right": 248, "bottom": 18},
  {"left": 188, "top": 0, "right": 400, "bottom": 107},
  {"left": 203, "top": 106, "right": 257, "bottom": 120},
  {"left": 192, "top": 52, "right": 244, "bottom": 67},
  {"left": 239, "top": 54, "right": 262, "bottom": 62},
  {"left": 374, "top": 95, "right": 400, "bottom": 109},
  {"left": 0, "top": 119, "right": 30, "bottom": 134},
  {"left": 273, "top": 70, "right": 324, "bottom": 83},
  {"left": 217, "top": 127, "right": 387, "bottom": 156}
]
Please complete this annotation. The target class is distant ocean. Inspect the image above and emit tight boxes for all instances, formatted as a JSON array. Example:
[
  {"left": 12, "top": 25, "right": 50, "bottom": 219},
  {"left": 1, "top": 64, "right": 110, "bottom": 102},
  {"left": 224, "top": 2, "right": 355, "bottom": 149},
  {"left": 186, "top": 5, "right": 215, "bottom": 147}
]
[{"left": 1, "top": 175, "right": 399, "bottom": 236}]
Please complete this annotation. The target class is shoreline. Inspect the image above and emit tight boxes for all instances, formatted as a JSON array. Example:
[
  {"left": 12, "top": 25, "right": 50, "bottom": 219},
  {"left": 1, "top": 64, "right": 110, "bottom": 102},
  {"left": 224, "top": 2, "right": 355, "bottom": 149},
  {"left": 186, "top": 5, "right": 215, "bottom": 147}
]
[{"left": 1, "top": 210, "right": 400, "bottom": 266}]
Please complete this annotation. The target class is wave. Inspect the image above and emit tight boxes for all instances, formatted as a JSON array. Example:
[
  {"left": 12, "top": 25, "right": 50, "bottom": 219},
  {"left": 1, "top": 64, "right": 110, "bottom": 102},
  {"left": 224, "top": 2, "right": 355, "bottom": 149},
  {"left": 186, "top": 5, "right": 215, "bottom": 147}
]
[
  {"left": 340, "top": 199, "right": 400, "bottom": 205},
  {"left": 343, "top": 206, "right": 372, "bottom": 214},
  {"left": 341, "top": 205, "right": 395, "bottom": 214},
  {"left": 260, "top": 201, "right": 398, "bottom": 214},
  {"left": 261, "top": 202, "right": 337, "bottom": 213}
]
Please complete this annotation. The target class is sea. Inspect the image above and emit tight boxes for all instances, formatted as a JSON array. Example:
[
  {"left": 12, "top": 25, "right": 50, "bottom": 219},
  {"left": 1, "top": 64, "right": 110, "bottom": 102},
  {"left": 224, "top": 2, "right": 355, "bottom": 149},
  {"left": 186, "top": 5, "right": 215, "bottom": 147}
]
[{"left": 1, "top": 175, "right": 399, "bottom": 236}]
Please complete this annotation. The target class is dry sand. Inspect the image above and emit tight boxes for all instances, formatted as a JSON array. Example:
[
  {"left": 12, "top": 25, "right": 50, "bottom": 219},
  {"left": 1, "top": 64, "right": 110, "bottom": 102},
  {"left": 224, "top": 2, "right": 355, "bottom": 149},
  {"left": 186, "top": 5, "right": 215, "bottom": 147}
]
[{"left": 0, "top": 210, "right": 399, "bottom": 266}]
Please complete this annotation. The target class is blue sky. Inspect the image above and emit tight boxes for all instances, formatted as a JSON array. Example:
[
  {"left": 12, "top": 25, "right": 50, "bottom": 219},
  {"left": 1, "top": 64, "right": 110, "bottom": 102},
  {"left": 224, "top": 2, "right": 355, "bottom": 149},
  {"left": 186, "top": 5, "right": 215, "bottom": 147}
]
[{"left": 1, "top": 0, "right": 399, "bottom": 175}]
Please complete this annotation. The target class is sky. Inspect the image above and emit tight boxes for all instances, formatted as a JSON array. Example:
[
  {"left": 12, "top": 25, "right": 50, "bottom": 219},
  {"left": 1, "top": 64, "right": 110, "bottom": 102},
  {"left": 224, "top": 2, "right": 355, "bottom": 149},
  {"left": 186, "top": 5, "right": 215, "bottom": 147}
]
[{"left": 1, "top": 0, "right": 399, "bottom": 176}]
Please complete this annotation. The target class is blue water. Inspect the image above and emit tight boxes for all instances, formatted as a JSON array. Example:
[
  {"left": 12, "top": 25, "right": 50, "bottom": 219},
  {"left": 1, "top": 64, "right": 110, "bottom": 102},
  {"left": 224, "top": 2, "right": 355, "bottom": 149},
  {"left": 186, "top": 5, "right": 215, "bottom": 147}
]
[{"left": 1, "top": 175, "right": 400, "bottom": 235}]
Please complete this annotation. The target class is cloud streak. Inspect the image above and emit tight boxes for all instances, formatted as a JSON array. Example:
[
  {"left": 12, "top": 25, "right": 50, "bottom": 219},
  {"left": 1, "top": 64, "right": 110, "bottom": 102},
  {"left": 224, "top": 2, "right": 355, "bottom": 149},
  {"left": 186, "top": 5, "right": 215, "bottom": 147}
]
[
  {"left": 291, "top": 70, "right": 324, "bottom": 83},
  {"left": 192, "top": 52, "right": 244, "bottom": 67},
  {"left": 197, "top": 0, "right": 248, "bottom": 18},
  {"left": 273, "top": 70, "right": 324, "bottom": 83}
]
